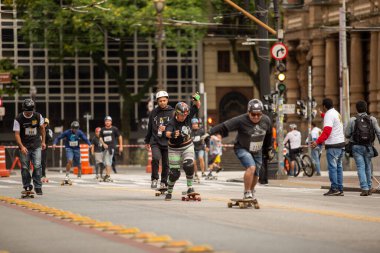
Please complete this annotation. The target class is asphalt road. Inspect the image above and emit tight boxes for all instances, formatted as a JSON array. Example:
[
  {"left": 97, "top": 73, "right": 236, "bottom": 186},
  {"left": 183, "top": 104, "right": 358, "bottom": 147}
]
[{"left": 1, "top": 169, "right": 380, "bottom": 253}]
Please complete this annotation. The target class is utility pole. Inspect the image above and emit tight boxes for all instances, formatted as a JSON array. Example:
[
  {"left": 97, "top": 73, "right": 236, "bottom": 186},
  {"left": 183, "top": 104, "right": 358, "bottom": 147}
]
[
  {"left": 340, "top": 0, "right": 350, "bottom": 125},
  {"left": 307, "top": 66, "right": 312, "bottom": 156},
  {"left": 255, "top": 0, "right": 270, "bottom": 96}
]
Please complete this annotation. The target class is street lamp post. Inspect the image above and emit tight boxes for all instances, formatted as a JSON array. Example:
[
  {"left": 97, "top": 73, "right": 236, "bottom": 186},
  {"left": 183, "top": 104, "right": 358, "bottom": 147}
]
[{"left": 154, "top": 0, "right": 165, "bottom": 91}]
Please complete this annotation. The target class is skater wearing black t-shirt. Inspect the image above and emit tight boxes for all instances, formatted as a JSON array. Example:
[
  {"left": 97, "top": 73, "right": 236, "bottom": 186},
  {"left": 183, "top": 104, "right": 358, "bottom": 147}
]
[
  {"left": 13, "top": 99, "right": 46, "bottom": 195},
  {"left": 164, "top": 93, "right": 201, "bottom": 200},
  {"left": 208, "top": 99, "right": 272, "bottom": 202}
]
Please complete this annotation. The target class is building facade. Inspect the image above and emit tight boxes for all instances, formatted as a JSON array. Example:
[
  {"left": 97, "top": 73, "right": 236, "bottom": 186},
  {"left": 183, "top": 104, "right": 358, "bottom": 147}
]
[
  {"left": 284, "top": 0, "right": 380, "bottom": 121},
  {"left": 0, "top": 1, "right": 202, "bottom": 138}
]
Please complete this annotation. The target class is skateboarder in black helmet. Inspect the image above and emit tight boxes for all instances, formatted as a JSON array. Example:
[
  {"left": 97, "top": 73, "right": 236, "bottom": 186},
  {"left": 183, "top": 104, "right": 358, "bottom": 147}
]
[
  {"left": 206, "top": 99, "right": 273, "bottom": 201},
  {"left": 164, "top": 93, "right": 201, "bottom": 200},
  {"left": 13, "top": 98, "right": 46, "bottom": 195}
]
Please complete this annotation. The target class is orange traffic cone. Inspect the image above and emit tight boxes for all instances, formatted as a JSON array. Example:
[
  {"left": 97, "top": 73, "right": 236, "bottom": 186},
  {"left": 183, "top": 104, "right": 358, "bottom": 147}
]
[
  {"left": 0, "top": 146, "right": 10, "bottom": 177},
  {"left": 73, "top": 144, "right": 93, "bottom": 175}
]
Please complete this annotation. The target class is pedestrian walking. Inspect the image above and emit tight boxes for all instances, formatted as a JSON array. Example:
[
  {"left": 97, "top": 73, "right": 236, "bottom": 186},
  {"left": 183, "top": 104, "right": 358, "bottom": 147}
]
[
  {"left": 311, "top": 98, "right": 345, "bottom": 196},
  {"left": 207, "top": 99, "right": 272, "bottom": 201},
  {"left": 344, "top": 100, "right": 380, "bottom": 196},
  {"left": 306, "top": 122, "right": 322, "bottom": 176},
  {"left": 91, "top": 127, "right": 104, "bottom": 179},
  {"left": 144, "top": 91, "right": 174, "bottom": 189},
  {"left": 283, "top": 124, "right": 301, "bottom": 176},
  {"left": 206, "top": 134, "right": 223, "bottom": 178},
  {"left": 13, "top": 98, "right": 46, "bottom": 195},
  {"left": 99, "top": 116, "right": 123, "bottom": 182},
  {"left": 164, "top": 93, "right": 201, "bottom": 200},
  {"left": 41, "top": 117, "right": 53, "bottom": 182},
  {"left": 191, "top": 118, "right": 206, "bottom": 179},
  {"left": 53, "top": 121, "right": 91, "bottom": 181}
]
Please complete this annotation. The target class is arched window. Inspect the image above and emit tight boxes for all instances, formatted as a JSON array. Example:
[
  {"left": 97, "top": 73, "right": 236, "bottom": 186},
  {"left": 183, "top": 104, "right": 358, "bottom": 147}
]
[{"left": 219, "top": 92, "right": 248, "bottom": 122}]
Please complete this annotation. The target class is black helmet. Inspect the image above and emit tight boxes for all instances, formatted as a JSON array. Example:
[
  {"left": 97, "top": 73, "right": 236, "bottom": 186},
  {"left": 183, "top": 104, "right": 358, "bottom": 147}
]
[
  {"left": 22, "top": 98, "right": 35, "bottom": 112},
  {"left": 71, "top": 121, "right": 80, "bottom": 129},
  {"left": 248, "top": 99, "right": 263, "bottom": 113},
  {"left": 175, "top": 102, "right": 190, "bottom": 115}
]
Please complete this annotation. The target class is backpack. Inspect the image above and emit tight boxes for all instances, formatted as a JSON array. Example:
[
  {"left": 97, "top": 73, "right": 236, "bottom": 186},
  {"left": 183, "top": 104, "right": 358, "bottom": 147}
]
[{"left": 353, "top": 115, "right": 375, "bottom": 145}]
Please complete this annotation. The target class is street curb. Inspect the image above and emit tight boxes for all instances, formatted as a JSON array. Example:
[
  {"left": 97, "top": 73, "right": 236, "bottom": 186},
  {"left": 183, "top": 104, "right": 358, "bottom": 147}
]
[{"left": 321, "top": 186, "right": 380, "bottom": 194}]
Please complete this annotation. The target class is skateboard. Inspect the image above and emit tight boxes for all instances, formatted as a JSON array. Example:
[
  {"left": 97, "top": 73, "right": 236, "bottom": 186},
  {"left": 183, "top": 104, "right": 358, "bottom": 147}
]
[
  {"left": 181, "top": 192, "right": 201, "bottom": 201},
  {"left": 21, "top": 190, "right": 34, "bottom": 199},
  {"left": 60, "top": 179, "right": 73, "bottom": 186},
  {"left": 205, "top": 175, "right": 217, "bottom": 180},
  {"left": 155, "top": 187, "right": 168, "bottom": 196},
  {"left": 227, "top": 198, "right": 260, "bottom": 209}
]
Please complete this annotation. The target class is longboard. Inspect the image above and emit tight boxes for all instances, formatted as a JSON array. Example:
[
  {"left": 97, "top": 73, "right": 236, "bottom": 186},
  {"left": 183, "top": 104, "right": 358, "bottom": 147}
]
[
  {"left": 61, "top": 179, "right": 73, "bottom": 186},
  {"left": 228, "top": 198, "right": 259, "bottom": 209},
  {"left": 205, "top": 175, "right": 217, "bottom": 180},
  {"left": 155, "top": 187, "right": 168, "bottom": 196},
  {"left": 182, "top": 192, "right": 201, "bottom": 201},
  {"left": 21, "top": 190, "right": 34, "bottom": 199}
]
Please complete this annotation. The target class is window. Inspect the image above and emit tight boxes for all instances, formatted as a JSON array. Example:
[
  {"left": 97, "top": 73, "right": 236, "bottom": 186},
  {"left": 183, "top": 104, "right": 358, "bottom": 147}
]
[
  {"left": 217, "top": 51, "right": 230, "bottom": 72},
  {"left": 237, "top": 51, "right": 250, "bottom": 72}
]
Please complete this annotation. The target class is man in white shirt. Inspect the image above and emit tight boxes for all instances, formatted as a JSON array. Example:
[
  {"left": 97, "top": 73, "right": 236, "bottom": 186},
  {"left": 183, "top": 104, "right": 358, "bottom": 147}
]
[
  {"left": 307, "top": 122, "right": 322, "bottom": 176},
  {"left": 283, "top": 124, "right": 301, "bottom": 176},
  {"left": 311, "top": 98, "right": 345, "bottom": 196}
]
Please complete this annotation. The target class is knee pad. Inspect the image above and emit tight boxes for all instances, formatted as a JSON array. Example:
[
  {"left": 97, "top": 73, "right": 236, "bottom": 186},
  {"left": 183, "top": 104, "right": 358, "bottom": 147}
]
[
  {"left": 183, "top": 159, "right": 194, "bottom": 177},
  {"left": 169, "top": 169, "right": 181, "bottom": 182}
]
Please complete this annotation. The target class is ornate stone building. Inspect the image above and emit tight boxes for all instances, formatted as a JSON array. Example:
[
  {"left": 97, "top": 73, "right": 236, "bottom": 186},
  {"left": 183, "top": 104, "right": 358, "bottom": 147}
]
[{"left": 284, "top": 0, "right": 380, "bottom": 119}]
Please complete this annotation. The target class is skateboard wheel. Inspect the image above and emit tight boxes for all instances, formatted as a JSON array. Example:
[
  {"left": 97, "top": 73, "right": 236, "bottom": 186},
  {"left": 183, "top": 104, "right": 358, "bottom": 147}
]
[
  {"left": 197, "top": 197, "right": 201, "bottom": 201},
  {"left": 239, "top": 202, "right": 245, "bottom": 209},
  {"left": 182, "top": 197, "right": 185, "bottom": 201},
  {"left": 227, "top": 202, "right": 233, "bottom": 208},
  {"left": 186, "top": 198, "right": 189, "bottom": 201}
]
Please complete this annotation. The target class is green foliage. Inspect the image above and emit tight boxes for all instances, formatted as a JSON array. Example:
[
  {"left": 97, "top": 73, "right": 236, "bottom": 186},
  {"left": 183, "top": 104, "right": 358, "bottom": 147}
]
[{"left": 0, "top": 59, "right": 24, "bottom": 97}]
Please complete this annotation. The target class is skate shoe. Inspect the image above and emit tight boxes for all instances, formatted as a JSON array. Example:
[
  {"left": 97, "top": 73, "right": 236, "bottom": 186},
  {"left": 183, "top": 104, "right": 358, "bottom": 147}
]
[
  {"left": 151, "top": 179, "right": 158, "bottom": 189},
  {"left": 95, "top": 175, "right": 99, "bottom": 180},
  {"left": 216, "top": 167, "right": 223, "bottom": 173},
  {"left": 243, "top": 191, "right": 253, "bottom": 199},
  {"left": 201, "top": 173, "right": 206, "bottom": 177},
  {"left": 35, "top": 188, "right": 43, "bottom": 195},
  {"left": 187, "top": 187, "right": 195, "bottom": 194},
  {"left": 165, "top": 193, "right": 172, "bottom": 201},
  {"left": 103, "top": 175, "right": 112, "bottom": 182},
  {"left": 323, "top": 188, "right": 340, "bottom": 196},
  {"left": 24, "top": 185, "right": 33, "bottom": 192},
  {"left": 65, "top": 175, "right": 70, "bottom": 181},
  {"left": 160, "top": 182, "right": 166, "bottom": 189}
]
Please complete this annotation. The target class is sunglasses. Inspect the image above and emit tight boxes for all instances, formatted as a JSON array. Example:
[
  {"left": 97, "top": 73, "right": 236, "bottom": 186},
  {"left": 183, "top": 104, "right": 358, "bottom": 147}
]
[{"left": 250, "top": 112, "right": 262, "bottom": 117}]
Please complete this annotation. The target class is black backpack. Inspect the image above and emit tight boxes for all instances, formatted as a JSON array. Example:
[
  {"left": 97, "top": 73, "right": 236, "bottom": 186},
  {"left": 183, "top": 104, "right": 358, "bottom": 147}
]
[{"left": 353, "top": 115, "right": 375, "bottom": 145}]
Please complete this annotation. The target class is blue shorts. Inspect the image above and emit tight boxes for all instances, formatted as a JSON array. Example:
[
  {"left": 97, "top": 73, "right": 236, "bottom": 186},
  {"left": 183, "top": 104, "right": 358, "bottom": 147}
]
[
  {"left": 234, "top": 148, "right": 262, "bottom": 176},
  {"left": 195, "top": 150, "right": 205, "bottom": 160},
  {"left": 65, "top": 148, "right": 81, "bottom": 167}
]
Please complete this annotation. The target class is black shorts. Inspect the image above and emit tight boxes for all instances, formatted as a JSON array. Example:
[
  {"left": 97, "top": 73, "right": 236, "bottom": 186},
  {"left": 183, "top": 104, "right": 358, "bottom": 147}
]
[{"left": 289, "top": 148, "right": 301, "bottom": 161}]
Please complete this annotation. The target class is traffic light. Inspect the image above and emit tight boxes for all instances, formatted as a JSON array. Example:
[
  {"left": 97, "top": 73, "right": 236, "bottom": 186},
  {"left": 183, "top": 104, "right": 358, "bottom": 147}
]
[
  {"left": 296, "top": 100, "right": 307, "bottom": 119},
  {"left": 207, "top": 117, "right": 213, "bottom": 125},
  {"left": 276, "top": 62, "right": 286, "bottom": 95}
]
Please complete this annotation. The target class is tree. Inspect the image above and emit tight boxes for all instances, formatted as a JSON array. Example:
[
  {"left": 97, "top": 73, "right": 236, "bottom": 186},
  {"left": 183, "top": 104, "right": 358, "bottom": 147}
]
[
  {"left": 11, "top": 0, "right": 208, "bottom": 138},
  {"left": 0, "top": 59, "right": 24, "bottom": 97}
]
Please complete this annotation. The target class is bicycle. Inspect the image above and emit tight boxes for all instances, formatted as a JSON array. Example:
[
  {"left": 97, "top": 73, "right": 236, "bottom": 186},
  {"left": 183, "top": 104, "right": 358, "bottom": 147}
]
[{"left": 284, "top": 146, "right": 315, "bottom": 177}]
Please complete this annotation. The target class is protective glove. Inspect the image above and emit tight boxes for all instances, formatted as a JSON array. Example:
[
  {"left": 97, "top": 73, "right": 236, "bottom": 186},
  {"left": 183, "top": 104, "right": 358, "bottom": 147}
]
[{"left": 192, "top": 92, "right": 201, "bottom": 101}]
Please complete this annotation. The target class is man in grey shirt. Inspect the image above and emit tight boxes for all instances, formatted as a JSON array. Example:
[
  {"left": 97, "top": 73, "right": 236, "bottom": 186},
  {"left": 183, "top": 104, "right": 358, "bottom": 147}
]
[{"left": 345, "top": 100, "right": 380, "bottom": 196}]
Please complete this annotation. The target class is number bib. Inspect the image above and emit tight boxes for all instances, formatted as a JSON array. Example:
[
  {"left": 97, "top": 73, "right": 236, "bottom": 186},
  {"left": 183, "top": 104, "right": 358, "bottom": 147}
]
[
  {"left": 193, "top": 136, "right": 201, "bottom": 142},
  {"left": 249, "top": 141, "right": 263, "bottom": 153},
  {"left": 25, "top": 128, "right": 37, "bottom": 136},
  {"left": 69, "top": 141, "right": 78, "bottom": 147},
  {"left": 104, "top": 136, "right": 112, "bottom": 142}
]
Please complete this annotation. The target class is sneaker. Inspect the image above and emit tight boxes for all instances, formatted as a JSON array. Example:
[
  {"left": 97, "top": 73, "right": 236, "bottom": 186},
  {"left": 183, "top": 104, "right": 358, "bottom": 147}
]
[
  {"left": 25, "top": 185, "right": 33, "bottom": 192},
  {"left": 151, "top": 179, "right": 158, "bottom": 189},
  {"left": 77, "top": 176, "right": 81, "bottom": 179},
  {"left": 368, "top": 189, "right": 373, "bottom": 195},
  {"left": 201, "top": 173, "right": 206, "bottom": 177},
  {"left": 323, "top": 189, "right": 340, "bottom": 196},
  {"left": 187, "top": 187, "right": 195, "bottom": 194},
  {"left": 244, "top": 191, "right": 253, "bottom": 199},
  {"left": 35, "top": 188, "right": 43, "bottom": 195},
  {"left": 95, "top": 175, "right": 99, "bottom": 180},
  {"left": 165, "top": 193, "right": 172, "bottom": 201},
  {"left": 160, "top": 182, "right": 166, "bottom": 189},
  {"left": 315, "top": 172, "right": 321, "bottom": 176},
  {"left": 207, "top": 172, "right": 213, "bottom": 177},
  {"left": 337, "top": 191, "right": 344, "bottom": 196},
  {"left": 65, "top": 175, "right": 70, "bottom": 181},
  {"left": 216, "top": 167, "right": 223, "bottom": 173},
  {"left": 360, "top": 190, "right": 369, "bottom": 196}
]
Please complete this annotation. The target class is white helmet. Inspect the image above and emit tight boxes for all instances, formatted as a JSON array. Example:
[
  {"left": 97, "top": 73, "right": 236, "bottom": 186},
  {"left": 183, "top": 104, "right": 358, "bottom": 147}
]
[
  {"left": 289, "top": 124, "right": 297, "bottom": 129},
  {"left": 156, "top": 91, "right": 169, "bottom": 100}
]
